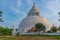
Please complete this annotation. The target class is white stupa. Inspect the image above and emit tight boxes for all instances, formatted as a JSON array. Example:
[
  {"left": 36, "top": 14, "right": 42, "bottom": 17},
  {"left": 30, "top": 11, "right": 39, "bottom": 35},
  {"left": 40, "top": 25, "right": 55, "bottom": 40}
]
[{"left": 18, "top": 3, "right": 51, "bottom": 33}]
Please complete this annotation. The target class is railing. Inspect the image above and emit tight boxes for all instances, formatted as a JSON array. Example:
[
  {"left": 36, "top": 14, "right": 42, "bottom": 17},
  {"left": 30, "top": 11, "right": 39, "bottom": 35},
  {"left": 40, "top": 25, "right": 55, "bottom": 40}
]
[{"left": 21, "top": 32, "right": 60, "bottom": 35}]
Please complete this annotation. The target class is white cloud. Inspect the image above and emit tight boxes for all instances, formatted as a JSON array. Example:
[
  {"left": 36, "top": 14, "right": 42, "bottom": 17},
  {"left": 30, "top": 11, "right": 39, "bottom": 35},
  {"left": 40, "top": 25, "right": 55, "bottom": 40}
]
[
  {"left": 46, "top": 0, "right": 60, "bottom": 16},
  {"left": 10, "top": 6, "right": 22, "bottom": 18},
  {"left": 17, "top": 0, "right": 22, "bottom": 8},
  {"left": 10, "top": 6, "right": 20, "bottom": 13},
  {"left": 27, "top": 0, "right": 32, "bottom": 5},
  {"left": 10, "top": 6, "right": 26, "bottom": 17},
  {"left": 10, "top": 6, "right": 27, "bottom": 28},
  {"left": 45, "top": 0, "right": 60, "bottom": 26}
]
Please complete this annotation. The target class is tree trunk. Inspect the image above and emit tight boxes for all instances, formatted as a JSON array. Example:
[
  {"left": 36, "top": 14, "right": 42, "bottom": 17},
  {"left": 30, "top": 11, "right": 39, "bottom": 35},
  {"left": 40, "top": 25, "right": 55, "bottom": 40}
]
[{"left": 38, "top": 29, "right": 40, "bottom": 34}]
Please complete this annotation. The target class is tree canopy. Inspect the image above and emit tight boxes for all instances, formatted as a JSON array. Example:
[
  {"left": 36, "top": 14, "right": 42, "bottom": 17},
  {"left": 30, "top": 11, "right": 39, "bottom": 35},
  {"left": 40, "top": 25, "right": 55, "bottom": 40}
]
[
  {"left": 35, "top": 23, "right": 46, "bottom": 33},
  {"left": 0, "top": 26, "right": 12, "bottom": 36},
  {"left": 51, "top": 26, "right": 57, "bottom": 32}
]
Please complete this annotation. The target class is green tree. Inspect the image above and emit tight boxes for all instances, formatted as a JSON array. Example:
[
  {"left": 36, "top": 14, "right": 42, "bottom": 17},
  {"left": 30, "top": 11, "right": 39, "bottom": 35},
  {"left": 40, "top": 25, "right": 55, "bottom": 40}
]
[
  {"left": 2, "top": 27, "right": 12, "bottom": 36},
  {"left": 51, "top": 26, "right": 57, "bottom": 33},
  {"left": 0, "top": 11, "right": 3, "bottom": 14},
  {"left": 0, "top": 10, "right": 3, "bottom": 22},
  {"left": 16, "top": 32, "right": 20, "bottom": 36},
  {"left": 35, "top": 23, "right": 46, "bottom": 34},
  {"left": 0, "top": 11, "right": 3, "bottom": 17},
  {"left": 0, "top": 27, "right": 3, "bottom": 35},
  {"left": 47, "top": 31, "right": 52, "bottom": 33},
  {"left": 0, "top": 26, "right": 12, "bottom": 36},
  {"left": 58, "top": 26, "right": 60, "bottom": 31}
]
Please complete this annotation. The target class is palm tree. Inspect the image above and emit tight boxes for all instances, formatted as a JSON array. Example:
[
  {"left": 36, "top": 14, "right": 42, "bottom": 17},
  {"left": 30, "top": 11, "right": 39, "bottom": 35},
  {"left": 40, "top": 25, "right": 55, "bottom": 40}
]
[
  {"left": 0, "top": 18, "right": 3, "bottom": 22},
  {"left": 35, "top": 23, "right": 46, "bottom": 34},
  {"left": 0, "top": 11, "right": 3, "bottom": 14},
  {"left": 0, "top": 10, "right": 3, "bottom": 22},
  {"left": 0, "top": 11, "right": 3, "bottom": 17}
]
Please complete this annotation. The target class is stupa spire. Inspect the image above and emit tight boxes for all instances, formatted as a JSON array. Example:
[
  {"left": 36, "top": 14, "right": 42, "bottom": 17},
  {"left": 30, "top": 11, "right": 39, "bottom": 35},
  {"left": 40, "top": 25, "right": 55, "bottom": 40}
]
[
  {"left": 30, "top": 3, "right": 39, "bottom": 12},
  {"left": 28, "top": 3, "right": 40, "bottom": 16}
]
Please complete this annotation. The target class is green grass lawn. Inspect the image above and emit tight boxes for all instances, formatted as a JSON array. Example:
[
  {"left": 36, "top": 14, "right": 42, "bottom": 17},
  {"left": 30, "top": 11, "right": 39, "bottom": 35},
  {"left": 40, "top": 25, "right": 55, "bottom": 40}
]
[{"left": 0, "top": 35, "right": 60, "bottom": 40}]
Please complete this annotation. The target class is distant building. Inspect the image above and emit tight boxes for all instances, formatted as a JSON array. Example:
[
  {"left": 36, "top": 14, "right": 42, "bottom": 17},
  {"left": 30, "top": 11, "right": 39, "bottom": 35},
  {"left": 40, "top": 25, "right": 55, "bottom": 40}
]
[
  {"left": 18, "top": 3, "right": 51, "bottom": 34},
  {"left": 28, "top": 27, "right": 36, "bottom": 32}
]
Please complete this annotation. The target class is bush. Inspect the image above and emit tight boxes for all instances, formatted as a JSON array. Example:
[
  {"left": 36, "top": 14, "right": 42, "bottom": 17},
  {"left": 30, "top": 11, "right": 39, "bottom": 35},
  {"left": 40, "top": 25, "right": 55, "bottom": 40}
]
[{"left": 16, "top": 32, "right": 20, "bottom": 36}]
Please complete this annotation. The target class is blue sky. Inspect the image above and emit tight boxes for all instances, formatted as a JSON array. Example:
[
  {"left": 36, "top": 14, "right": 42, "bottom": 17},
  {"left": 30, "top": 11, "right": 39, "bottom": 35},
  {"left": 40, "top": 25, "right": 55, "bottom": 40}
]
[{"left": 0, "top": 0, "right": 60, "bottom": 28}]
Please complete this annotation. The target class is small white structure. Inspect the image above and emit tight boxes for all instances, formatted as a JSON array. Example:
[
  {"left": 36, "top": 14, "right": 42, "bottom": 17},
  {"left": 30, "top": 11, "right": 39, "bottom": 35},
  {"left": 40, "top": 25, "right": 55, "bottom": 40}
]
[
  {"left": 18, "top": 3, "right": 51, "bottom": 34},
  {"left": 12, "top": 27, "right": 17, "bottom": 35}
]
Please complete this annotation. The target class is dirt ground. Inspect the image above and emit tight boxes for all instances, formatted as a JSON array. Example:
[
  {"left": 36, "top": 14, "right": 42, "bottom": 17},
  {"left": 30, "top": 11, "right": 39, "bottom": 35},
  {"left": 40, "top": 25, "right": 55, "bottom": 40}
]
[
  {"left": 0, "top": 36, "right": 60, "bottom": 40},
  {"left": 13, "top": 36, "right": 59, "bottom": 40}
]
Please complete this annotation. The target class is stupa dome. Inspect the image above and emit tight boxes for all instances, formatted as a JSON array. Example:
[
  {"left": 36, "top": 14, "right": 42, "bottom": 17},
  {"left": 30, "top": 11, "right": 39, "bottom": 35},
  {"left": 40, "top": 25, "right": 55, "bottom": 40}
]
[{"left": 18, "top": 3, "right": 51, "bottom": 33}]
